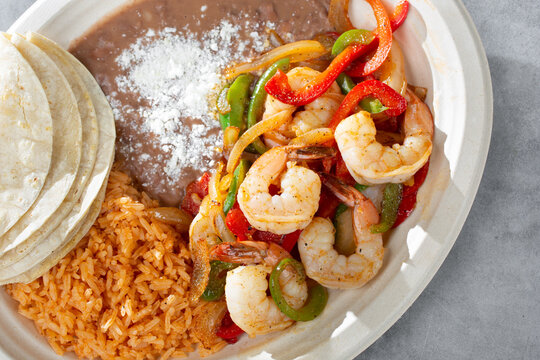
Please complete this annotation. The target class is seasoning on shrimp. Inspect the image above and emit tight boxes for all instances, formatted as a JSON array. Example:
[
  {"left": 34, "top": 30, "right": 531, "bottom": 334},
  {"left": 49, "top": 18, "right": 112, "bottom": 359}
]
[
  {"left": 299, "top": 175, "right": 384, "bottom": 289},
  {"left": 335, "top": 90, "right": 433, "bottom": 185},
  {"left": 262, "top": 67, "right": 344, "bottom": 145},
  {"left": 211, "top": 241, "right": 308, "bottom": 337}
]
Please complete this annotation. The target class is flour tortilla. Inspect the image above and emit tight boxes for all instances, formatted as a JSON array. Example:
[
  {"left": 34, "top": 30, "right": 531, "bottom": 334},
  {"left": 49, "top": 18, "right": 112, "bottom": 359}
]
[
  {"left": 0, "top": 34, "right": 82, "bottom": 255},
  {"left": 0, "top": 33, "right": 115, "bottom": 281},
  {"left": 0, "top": 35, "right": 53, "bottom": 238},
  {"left": 0, "top": 32, "right": 99, "bottom": 268},
  {"left": 0, "top": 181, "right": 107, "bottom": 285}
]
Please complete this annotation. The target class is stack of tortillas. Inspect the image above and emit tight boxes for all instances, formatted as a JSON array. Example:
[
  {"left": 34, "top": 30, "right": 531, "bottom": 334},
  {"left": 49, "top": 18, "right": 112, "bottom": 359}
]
[{"left": 0, "top": 32, "right": 115, "bottom": 284}]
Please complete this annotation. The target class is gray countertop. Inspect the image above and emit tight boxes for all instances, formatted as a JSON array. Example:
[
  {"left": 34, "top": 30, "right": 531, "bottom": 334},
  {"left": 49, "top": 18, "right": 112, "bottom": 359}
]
[{"left": 1, "top": 1, "right": 539, "bottom": 359}]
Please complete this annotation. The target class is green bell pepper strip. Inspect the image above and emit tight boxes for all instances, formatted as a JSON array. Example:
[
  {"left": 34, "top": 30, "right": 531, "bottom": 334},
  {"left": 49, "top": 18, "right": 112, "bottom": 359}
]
[
  {"left": 360, "top": 97, "right": 388, "bottom": 114},
  {"left": 223, "top": 160, "right": 250, "bottom": 215},
  {"left": 246, "top": 58, "right": 291, "bottom": 154},
  {"left": 227, "top": 74, "right": 254, "bottom": 132},
  {"left": 334, "top": 203, "right": 349, "bottom": 220},
  {"left": 219, "top": 113, "right": 230, "bottom": 130},
  {"left": 201, "top": 260, "right": 239, "bottom": 301},
  {"left": 331, "top": 29, "right": 375, "bottom": 57},
  {"left": 269, "top": 258, "right": 328, "bottom": 321},
  {"left": 354, "top": 183, "right": 369, "bottom": 192},
  {"left": 336, "top": 74, "right": 388, "bottom": 114},
  {"left": 371, "top": 183, "right": 403, "bottom": 233},
  {"left": 336, "top": 73, "right": 356, "bottom": 95}
]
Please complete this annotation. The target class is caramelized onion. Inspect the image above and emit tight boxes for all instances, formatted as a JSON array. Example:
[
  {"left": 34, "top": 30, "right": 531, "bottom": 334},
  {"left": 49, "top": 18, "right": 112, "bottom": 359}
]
[
  {"left": 216, "top": 212, "right": 236, "bottom": 244},
  {"left": 227, "top": 111, "right": 292, "bottom": 173},
  {"left": 189, "top": 236, "right": 212, "bottom": 303},
  {"left": 408, "top": 84, "right": 428, "bottom": 102},
  {"left": 224, "top": 40, "right": 327, "bottom": 79},
  {"left": 191, "top": 300, "right": 228, "bottom": 348},
  {"left": 148, "top": 207, "right": 193, "bottom": 232},
  {"left": 329, "top": 0, "right": 354, "bottom": 33},
  {"left": 269, "top": 29, "right": 286, "bottom": 47},
  {"left": 289, "top": 128, "right": 334, "bottom": 146},
  {"left": 223, "top": 126, "right": 240, "bottom": 157}
]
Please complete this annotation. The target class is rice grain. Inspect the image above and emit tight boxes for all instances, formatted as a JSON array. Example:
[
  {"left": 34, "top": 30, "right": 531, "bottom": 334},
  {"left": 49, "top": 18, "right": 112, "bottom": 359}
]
[{"left": 6, "top": 170, "right": 226, "bottom": 359}]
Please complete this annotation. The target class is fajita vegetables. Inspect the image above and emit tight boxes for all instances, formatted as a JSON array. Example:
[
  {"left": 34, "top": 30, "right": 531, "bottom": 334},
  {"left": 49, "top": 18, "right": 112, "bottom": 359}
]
[{"left": 191, "top": 0, "right": 433, "bottom": 344}]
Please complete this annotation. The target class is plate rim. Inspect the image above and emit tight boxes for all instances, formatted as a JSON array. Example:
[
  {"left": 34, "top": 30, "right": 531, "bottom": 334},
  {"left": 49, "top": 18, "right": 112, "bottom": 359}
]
[{"left": 3, "top": 0, "right": 493, "bottom": 359}]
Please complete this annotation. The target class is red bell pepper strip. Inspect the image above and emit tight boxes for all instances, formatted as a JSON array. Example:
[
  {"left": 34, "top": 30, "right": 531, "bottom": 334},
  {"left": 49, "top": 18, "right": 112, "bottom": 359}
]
[
  {"left": 253, "top": 230, "right": 302, "bottom": 253},
  {"left": 264, "top": 0, "right": 391, "bottom": 106},
  {"left": 225, "top": 203, "right": 301, "bottom": 251},
  {"left": 335, "top": 154, "right": 356, "bottom": 185},
  {"left": 393, "top": 160, "right": 430, "bottom": 228},
  {"left": 316, "top": 187, "right": 342, "bottom": 219},
  {"left": 264, "top": 44, "right": 370, "bottom": 106},
  {"left": 390, "top": 0, "right": 410, "bottom": 32},
  {"left": 217, "top": 311, "right": 244, "bottom": 343},
  {"left": 328, "top": 79, "right": 407, "bottom": 130},
  {"left": 346, "top": 0, "right": 409, "bottom": 77},
  {"left": 225, "top": 206, "right": 256, "bottom": 242},
  {"left": 181, "top": 172, "right": 211, "bottom": 216},
  {"left": 349, "top": 0, "right": 392, "bottom": 77}
]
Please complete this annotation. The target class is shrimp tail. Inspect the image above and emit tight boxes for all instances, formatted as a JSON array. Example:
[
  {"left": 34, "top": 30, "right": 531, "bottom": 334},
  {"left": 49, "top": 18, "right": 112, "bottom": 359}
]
[
  {"left": 210, "top": 242, "right": 265, "bottom": 265},
  {"left": 319, "top": 172, "right": 361, "bottom": 207},
  {"left": 287, "top": 146, "right": 337, "bottom": 161},
  {"left": 210, "top": 241, "right": 291, "bottom": 268}
]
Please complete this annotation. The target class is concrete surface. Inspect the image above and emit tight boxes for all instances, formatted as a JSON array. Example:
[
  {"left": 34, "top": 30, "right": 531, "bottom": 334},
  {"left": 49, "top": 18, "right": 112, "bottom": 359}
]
[{"left": 1, "top": 0, "right": 539, "bottom": 359}]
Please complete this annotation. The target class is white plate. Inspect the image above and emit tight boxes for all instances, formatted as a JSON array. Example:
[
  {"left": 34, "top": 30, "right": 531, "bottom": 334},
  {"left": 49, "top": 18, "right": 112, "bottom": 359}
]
[{"left": 0, "top": 0, "right": 492, "bottom": 359}]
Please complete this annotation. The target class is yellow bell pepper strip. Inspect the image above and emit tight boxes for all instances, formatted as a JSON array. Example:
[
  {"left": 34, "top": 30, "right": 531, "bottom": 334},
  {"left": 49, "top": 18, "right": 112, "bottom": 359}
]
[
  {"left": 371, "top": 183, "right": 403, "bottom": 233},
  {"left": 328, "top": 79, "right": 407, "bottom": 131},
  {"left": 201, "top": 260, "right": 239, "bottom": 301},
  {"left": 223, "top": 160, "right": 250, "bottom": 215},
  {"left": 227, "top": 74, "right": 253, "bottom": 132},
  {"left": 246, "top": 58, "right": 290, "bottom": 154},
  {"left": 269, "top": 258, "right": 328, "bottom": 321}
]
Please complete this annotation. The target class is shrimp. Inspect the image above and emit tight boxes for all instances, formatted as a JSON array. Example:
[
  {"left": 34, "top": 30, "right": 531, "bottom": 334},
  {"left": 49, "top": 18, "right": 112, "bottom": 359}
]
[
  {"left": 335, "top": 89, "right": 434, "bottom": 184},
  {"left": 211, "top": 241, "right": 308, "bottom": 337},
  {"left": 298, "top": 175, "right": 384, "bottom": 289},
  {"left": 262, "top": 66, "right": 344, "bottom": 143},
  {"left": 237, "top": 146, "right": 322, "bottom": 235}
]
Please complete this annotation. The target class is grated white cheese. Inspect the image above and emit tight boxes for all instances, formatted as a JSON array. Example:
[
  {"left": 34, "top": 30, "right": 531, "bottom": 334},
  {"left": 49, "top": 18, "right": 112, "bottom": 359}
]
[{"left": 112, "top": 19, "right": 273, "bottom": 189}]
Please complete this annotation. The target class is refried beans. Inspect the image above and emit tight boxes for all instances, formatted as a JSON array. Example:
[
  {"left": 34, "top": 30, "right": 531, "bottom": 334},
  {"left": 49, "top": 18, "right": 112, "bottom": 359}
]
[{"left": 70, "top": 0, "right": 331, "bottom": 206}]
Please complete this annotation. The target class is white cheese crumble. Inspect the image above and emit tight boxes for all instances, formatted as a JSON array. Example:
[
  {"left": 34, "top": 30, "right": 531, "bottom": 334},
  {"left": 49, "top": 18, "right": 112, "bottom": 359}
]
[{"left": 112, "top": 19, "right": 273, "bottom": 188}]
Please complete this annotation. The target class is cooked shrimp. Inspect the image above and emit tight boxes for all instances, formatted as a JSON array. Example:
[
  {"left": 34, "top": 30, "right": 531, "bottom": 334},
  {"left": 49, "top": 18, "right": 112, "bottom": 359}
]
[
  {"left": 298, "top": 176, "right": 384, "bottom": 289},
  {"left": 263, "top": 66, "right": 344, "bottom": 143},
  {"left": 211, "top": 241, "right": 308, "bottom": 337},
  {"left": 335, "top": 89, "right": 433, "bottom": 184},
  {"left": 237, "top": 146, "right": 322, "bottom": 234}
]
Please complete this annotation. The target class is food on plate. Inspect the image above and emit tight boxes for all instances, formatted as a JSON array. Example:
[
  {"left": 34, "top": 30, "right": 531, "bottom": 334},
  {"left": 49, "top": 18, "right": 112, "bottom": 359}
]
[
  {"left": 0, "top": 34, "right": 53, "bottom": 239},
  {"left": 7, "top": 171, "right": 227, "bottom": 358},
  {"left": 0, "top": 33, "right": 83, "bottom": 260},
  {"left": 3, "top": 0, "right": 435, "bottom": 358},
  {"left": 0, "top": 32, "right": 115, "bottom": 283}
]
